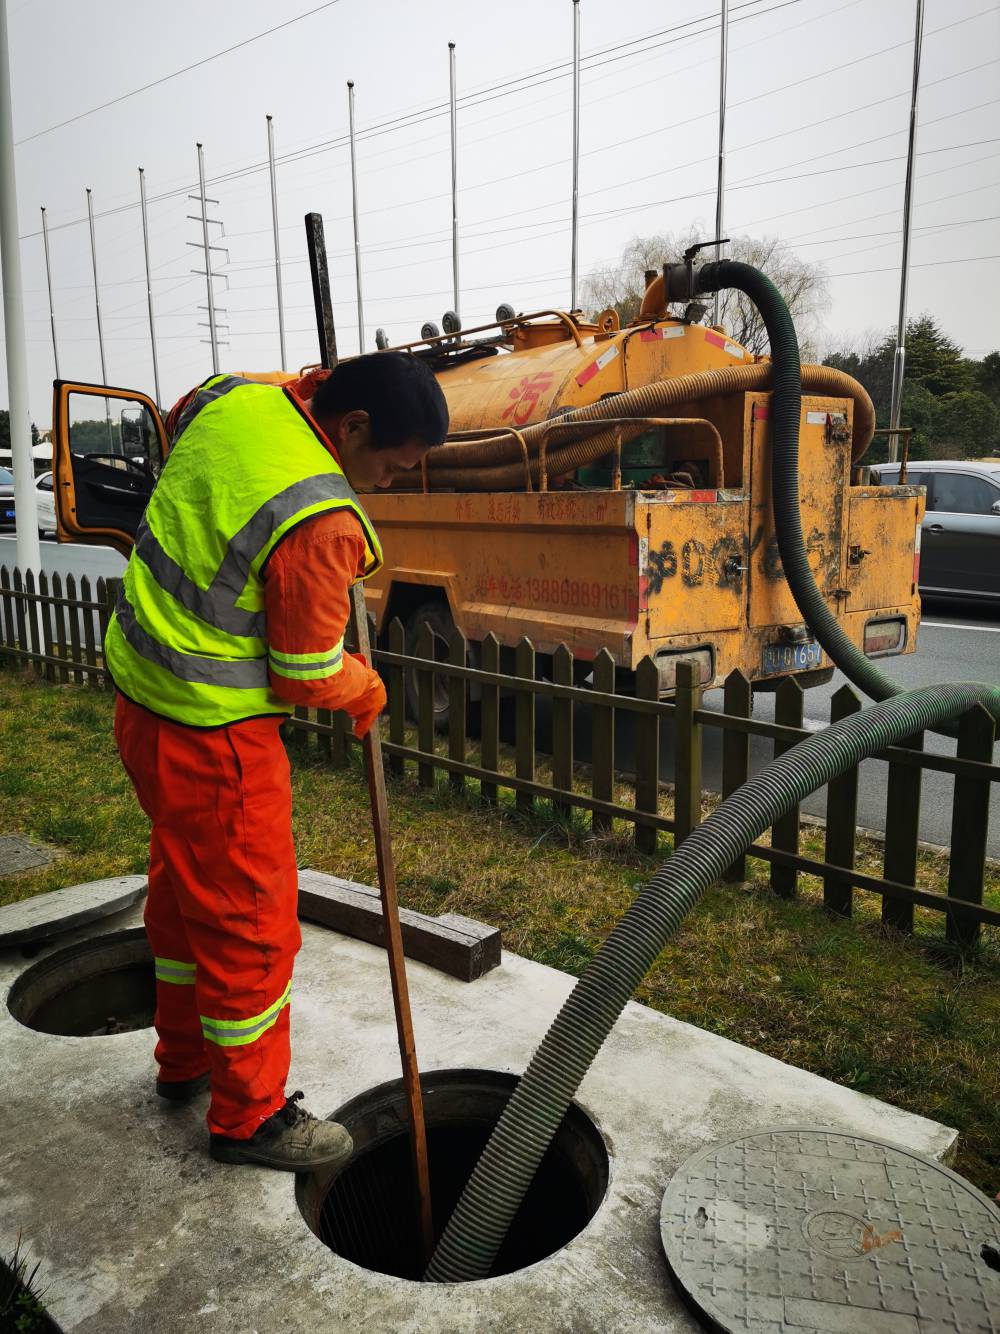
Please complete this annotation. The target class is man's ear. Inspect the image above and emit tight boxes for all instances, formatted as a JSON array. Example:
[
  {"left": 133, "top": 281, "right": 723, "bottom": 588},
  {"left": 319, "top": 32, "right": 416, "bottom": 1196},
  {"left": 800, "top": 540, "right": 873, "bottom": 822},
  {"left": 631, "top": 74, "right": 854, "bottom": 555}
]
[{"left": 337, "top": 409, "right": 371, "bottom": 447}]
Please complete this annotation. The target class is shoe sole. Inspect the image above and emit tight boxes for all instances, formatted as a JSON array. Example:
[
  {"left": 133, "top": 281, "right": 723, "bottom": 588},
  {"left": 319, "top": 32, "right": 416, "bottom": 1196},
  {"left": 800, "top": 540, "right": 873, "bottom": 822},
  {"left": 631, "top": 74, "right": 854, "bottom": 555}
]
[
  {"left": 209, "top": 1137, "right": 354, "bottom": 1173},
  {"left": 156, "top": 1074, "right": 211, "bottom": 1103}
]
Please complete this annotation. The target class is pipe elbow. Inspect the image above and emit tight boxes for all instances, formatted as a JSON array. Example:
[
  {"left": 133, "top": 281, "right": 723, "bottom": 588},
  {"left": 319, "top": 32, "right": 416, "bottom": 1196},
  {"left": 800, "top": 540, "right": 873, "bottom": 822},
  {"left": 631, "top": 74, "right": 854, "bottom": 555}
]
[{"left": 638, "top": 273, "right": 667, "bottom": 321}]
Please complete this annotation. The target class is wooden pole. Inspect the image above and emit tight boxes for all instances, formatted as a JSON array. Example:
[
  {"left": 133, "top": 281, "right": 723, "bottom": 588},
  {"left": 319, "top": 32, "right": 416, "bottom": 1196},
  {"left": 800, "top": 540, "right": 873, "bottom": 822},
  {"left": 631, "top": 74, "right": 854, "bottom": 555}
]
[{"left": 304, "top": 212, "right": 433, "bottom": 1263}]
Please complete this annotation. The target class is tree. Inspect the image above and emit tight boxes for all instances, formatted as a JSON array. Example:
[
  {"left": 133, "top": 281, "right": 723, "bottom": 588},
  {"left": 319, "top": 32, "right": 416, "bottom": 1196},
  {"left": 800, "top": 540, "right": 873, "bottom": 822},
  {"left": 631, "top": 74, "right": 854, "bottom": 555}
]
[
  {"left": 975, "top": 351, "right": 1000, "bottom": 408},
  {"left": 581, "top": 231, "right": 829, "bottom": 357}
]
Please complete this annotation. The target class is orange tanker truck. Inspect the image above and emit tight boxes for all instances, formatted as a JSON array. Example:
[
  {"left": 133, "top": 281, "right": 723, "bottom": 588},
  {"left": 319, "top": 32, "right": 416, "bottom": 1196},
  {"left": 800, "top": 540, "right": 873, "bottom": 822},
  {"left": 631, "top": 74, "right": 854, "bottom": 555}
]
[{"left": 50, "top": 267, "right": 923, "bottom": 723}]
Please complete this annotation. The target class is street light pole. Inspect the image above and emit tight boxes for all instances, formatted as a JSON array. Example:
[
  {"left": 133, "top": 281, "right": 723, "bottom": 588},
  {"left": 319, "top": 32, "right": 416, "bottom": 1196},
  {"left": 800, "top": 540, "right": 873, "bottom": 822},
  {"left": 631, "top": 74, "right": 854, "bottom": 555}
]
[
  {"left": 713, "top": 0, "right": 729, "bottom": 328},
  {"left": 570, "top": 0, "right": 580, "bottom": 311},
  {"left": 0, "top": 0, "right": 40, "bottom": 569},
  {"left": 139, "top": 168, "right": 162, "bottom": 408},
  {"left": 266, "top": 115, "right": 287, "bottom": 371},
  {"left": 448, "top": 43, "right": 460, "bottom": 322},
  {"left": 41, "top": 206, "right": 59, "bottom": 378},
  {"left": 347, "top": 81, "right": 365, "bottom": 351},
  {"left": 888, "top": 0, "right": 925, "bottom": 462},
  {"left": 196, "top": 143, "right": 220, "bottom": 374}
]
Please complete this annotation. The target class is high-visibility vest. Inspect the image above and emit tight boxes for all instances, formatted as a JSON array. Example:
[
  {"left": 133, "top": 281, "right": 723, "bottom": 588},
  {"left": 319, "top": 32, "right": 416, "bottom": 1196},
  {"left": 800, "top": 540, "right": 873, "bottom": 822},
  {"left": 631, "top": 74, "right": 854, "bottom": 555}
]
[{"left": 104, "top": 374, "right": 383, "bottom": 728}]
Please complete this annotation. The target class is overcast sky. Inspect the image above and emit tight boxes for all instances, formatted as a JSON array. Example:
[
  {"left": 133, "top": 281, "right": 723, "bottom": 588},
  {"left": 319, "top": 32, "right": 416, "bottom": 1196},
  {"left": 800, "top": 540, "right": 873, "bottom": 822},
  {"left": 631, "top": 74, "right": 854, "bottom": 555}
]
[{"left": 1, "top": 0, "right": 998, "bottom": 424}]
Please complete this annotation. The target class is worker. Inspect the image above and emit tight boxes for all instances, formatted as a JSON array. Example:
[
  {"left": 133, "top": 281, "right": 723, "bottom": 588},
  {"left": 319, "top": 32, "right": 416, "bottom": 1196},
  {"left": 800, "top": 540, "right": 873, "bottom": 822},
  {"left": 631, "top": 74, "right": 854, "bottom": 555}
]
[{"left": 107, "top": 352, "right": 449, "bottom": 1172}]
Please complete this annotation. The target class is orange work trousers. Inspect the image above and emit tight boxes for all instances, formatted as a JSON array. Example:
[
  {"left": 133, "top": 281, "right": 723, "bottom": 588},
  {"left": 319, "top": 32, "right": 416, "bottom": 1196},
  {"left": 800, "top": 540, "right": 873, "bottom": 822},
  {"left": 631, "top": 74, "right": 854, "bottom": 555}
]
[{"left": 115, "top": 693, "right": 301, "bottom": 1139}]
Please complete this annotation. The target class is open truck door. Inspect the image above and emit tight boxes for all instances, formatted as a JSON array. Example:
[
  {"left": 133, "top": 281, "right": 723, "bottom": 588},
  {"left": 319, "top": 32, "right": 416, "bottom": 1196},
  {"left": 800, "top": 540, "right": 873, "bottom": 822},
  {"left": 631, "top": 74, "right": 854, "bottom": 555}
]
[{"left": 52, "top": 380, "right": 169, "bottom": 557}]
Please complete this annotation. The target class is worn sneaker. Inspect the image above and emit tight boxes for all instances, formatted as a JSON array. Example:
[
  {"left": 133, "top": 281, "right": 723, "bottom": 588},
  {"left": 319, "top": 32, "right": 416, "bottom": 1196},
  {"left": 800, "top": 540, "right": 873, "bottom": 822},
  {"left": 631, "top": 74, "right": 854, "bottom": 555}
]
[
  {"left": 156, "top": 1072, "right": 211, "bottom": 1103},
  {"left": 208, "top": 1091, "right": 353, "bottom": 1172}
]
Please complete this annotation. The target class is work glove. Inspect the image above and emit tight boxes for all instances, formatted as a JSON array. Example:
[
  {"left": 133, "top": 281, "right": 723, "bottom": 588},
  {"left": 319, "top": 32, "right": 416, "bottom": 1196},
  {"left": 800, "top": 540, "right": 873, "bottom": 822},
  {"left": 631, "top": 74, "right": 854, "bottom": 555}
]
[{"left": 345, "top": 653, "right": 387, "bottom": 738}]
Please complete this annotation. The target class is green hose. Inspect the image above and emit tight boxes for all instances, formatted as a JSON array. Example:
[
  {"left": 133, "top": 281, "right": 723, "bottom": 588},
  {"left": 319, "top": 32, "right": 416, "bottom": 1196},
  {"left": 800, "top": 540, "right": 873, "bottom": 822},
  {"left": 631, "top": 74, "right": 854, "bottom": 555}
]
[{"left": 424, "top": 264, "right": 1000, "bottom": 1284}]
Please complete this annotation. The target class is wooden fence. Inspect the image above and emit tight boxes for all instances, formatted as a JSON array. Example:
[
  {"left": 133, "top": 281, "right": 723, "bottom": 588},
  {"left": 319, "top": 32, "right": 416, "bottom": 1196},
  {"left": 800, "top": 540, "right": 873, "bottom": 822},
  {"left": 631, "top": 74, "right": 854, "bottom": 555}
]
[{"left": 1, "top": 563, "right": 997, "bottom": 946}]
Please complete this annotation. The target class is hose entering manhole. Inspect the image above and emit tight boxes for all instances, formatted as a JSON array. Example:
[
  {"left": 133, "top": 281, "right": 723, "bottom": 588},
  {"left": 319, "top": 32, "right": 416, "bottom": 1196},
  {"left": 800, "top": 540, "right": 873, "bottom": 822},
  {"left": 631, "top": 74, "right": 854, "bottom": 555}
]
[{"left": 424, "top": 262, "right": 1000, "bottom": 1284}]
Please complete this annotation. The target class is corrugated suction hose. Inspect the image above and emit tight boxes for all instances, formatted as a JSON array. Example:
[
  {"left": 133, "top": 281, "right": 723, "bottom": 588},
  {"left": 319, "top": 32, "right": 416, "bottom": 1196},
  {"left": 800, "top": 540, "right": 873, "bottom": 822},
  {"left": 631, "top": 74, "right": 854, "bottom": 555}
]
[{"left": 424, "top": 262, "right": 999, "bottom": 1285}]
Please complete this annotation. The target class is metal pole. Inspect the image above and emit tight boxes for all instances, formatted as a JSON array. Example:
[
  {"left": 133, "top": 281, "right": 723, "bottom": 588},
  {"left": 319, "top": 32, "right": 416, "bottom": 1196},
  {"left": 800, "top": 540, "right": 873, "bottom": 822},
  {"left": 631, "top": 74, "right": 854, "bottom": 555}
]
[
  {"left": 86, "top": 188, "right": 108, "bottom": 382},
  {"left": 713, "top": 0, "right": 729, "bottom": 327},
  {"left": 197, "top": 142, "right": 219, "bottom": 374},
  {"left": 86, "top": 187, "right": 115, "bottom": 451},
  {"left": 448, "top": 42, "right": 460, "bottom": 321},
  {"left": 0, "top": 0, "right": 40, "bottom": 569},
  {"left": 888, "top": 0, "right": 924, "bottom": 462},
  {"left": 347, "top": 81, "right": 365, "bottom": 352},
  {"left": 139, "top": 168, "right": 161, "bottom": 408},
  {"left": 266, "top": 115, "right": 287, "bottom": 371},
  {"left": 570, "top": 0, "right": 580, "bottom": 311},
  {"left": 41, "top": 206, "right": 59, "bottom": 378}
]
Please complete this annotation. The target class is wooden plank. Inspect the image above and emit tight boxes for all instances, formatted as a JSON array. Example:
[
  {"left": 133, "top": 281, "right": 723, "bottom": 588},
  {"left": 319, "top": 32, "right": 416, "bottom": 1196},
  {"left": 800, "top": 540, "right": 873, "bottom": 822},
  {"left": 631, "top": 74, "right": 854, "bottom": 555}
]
[
  {"left": 97, "top": 577, "right": 119, "bottom": 685},
  {"left": 882, "top": 730, "right": 924, "bottom": 934},
  {"left": 416, "top": 619, "right": 435, "bottom": 788},
  {"left": 65, "top": 573, "right": 84, "bottom": 685},
  {"left": 634, "top": 656, "right": 661, "bottom": 854},
  {"left": 38, "top": 571, "right": 56, "bottom": 682},
  {"left": 673, "top": 658, "right": 702, "bottom": 849},
  {"left": 721, "top": 670, "right": 751, "bottom": 882},
  {"left": 515, "top": 638, "right": 535, "bottom": 816},
  {"left": 824, "top": 685, "right": 862, "bottom": 917},
  {"left": 23, "top": 569, "right": 44, "bottom": 674},
  {"left": 770, "top": 676, "right": 804, "bottom": 898},
  {"left": 0, "top": 566, "right": 14, "bottom": 654},
  {"left": 316, "top": 707, "right": 333, "bottom": 763},
  {"left": 297, "top": 867, "right": 501, "bottom": 982},
  {"left": 50, "top": 572, "right": 70, "bottom": 684},
  {"left": 591, "top": 648, "right": 616, "bottom": 836},
  {"left": 11, "top": 567, "right": 27, "bottom": 664},
  {"left": 448, "top": 625, "right": 466, "bottom": 795},
  {"left": 947, "top": 704, "right": 995, "bottom": 950},
  {"left": 80, "top": 575, "right": 99, "bottom": 681},
  {"left": 480, "top": 633, "right": 500, "bottom": 806},
  {"left": 552, "top": 644, "right": 574, "bottom": 820},
  {"left": 387, "top": 617, "right": 406, "bottom": 778}
]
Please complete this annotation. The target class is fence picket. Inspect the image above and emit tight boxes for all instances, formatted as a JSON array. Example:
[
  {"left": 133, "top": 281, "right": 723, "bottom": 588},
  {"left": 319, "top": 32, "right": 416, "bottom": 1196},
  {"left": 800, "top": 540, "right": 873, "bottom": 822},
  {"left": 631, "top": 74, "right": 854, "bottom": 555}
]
[
  {"left": 770, "top": 677, "right": 804, "bottom": 898},
  {"left": 552, "top": 644, "right": 574, "bottom": 820},
  {"left": 65, "top": 574, "right": 84, "bottom": 684},
  {"left": 0, "top": 566, "right": 14, "bottom": 652},
  {"left": 97, "top": 578, "right": 119, "bottom": 683},
  {"left": 416, "top": 620, "right": 435, "bottom": 788},
  {"left": 882, "top": 731, "right": 924, "bottom": 934},
  {"left": 12, "top": 567, "right": 27, "bottom": 662},
  {"left": 480, "top": 633, "right": 500, "bottom": 806},
  {"left": 824, "top": 685, "right": 862, "bottom": 916},
  {"left": 721, "top": 670, "right": 751, "bottom": 881},
  {"left": 37, "top": 571, "right": 56, "bottom": 681},
  {"left": 316, "top": 707, "right": 332, "bottom": 763},
  {"left": 634, "top": 657, "right": 661, "bottom": 854},
  {"left": 448, "top": 626, "right": 467, "bottom": 795},
  {"left": 947, "top": 705, "right": 995, "bottom": 949},
  {"left": 387, "top": 618, "right": 406, "bottom": 778},
  {"left": 591, "top": 649, "right": 616, "bottom": 836},
  {"left": 51, "top": 572, "right": 71, "bottom": 684},
  {"left": 674, "top": 659, "right": 702, "bottom": 848},
  {"left": 24, "top": 570, "right": 44, "bottom": 674},
  {"left": 80, "top": 576, "right": 99, "bottom": 679},
  {"left": 515, "top": 638, "right": 536, "bottom": 816}
]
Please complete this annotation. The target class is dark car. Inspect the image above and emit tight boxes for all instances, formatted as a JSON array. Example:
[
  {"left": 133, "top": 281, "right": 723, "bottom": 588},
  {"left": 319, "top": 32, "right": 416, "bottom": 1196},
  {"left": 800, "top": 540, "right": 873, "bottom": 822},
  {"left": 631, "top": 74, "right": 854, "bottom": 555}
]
[
  {"left": 0, "top": 467, "right": 14, "bottom": 529},
  {"left": 872, "top": 459, "right": 1000, "bottom": 604}
]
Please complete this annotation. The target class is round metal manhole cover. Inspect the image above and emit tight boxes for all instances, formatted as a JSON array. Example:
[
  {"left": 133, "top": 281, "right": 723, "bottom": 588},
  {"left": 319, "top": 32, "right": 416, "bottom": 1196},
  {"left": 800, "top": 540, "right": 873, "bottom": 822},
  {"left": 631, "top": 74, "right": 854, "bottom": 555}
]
[{"left": 660, "top": 1127, "right": 1000, "bottom": 1334}]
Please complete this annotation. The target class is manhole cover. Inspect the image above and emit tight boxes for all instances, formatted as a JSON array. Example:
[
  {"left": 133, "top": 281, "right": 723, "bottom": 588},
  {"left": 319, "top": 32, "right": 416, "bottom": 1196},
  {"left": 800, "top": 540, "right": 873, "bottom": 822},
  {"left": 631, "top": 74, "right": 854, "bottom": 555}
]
[
  {"left": 0, "top": 875, "right": 146, "bottom": 948},
  {"left": 0, "top": 835, "right": 55, "bottom": 877},
  {"left": 660, "top": 1127, "right": 1000, "bottom": 1334}
]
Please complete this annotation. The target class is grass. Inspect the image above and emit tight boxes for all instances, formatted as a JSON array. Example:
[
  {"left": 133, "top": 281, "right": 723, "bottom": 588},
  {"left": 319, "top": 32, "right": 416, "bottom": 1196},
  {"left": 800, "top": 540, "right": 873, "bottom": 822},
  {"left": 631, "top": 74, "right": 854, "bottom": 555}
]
[
  {"left": 2, "top": 663, "right": 999, "bottom": 1199},
  {"left": 0, "top": 1236, "right": 53, "bottom": 1333}
]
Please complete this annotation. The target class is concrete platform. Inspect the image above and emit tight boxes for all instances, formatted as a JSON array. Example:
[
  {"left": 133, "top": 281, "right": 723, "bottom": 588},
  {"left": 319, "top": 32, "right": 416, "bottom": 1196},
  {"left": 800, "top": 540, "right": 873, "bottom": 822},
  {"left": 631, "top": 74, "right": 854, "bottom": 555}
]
[{"left": 0, "top": 903, "right": 958, "bottom": 1334}]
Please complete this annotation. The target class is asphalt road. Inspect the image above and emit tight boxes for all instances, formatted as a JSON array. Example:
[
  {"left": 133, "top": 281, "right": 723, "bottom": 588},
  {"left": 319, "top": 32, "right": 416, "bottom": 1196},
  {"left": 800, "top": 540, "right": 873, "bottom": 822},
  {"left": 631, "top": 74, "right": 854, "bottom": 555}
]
[{"left": 0, "top": 535, "right": 127, "bottom": 584}]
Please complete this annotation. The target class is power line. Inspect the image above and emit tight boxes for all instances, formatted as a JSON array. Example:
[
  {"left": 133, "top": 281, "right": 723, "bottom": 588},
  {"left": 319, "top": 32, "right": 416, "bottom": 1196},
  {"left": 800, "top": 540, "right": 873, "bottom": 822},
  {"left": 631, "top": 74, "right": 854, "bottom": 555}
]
[
  {"left": 15, "top": 1, "right": 345, "bottom": 145},
  {"left": 828, "top": 253, "right": 1000, "bottom": 278}
]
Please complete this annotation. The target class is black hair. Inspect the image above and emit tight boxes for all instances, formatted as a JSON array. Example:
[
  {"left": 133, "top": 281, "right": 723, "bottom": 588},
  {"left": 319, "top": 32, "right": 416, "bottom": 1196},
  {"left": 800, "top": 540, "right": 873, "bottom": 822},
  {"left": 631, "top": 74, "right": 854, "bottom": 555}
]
[{"left": 311, "top": 351, "right": 449, "bottom": 450}]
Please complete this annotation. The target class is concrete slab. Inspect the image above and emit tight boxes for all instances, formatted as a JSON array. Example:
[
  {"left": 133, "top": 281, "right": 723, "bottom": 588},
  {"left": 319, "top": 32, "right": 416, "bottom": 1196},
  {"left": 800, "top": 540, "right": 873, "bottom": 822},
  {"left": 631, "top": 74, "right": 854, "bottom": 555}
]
[
  {"left": 0, "top": 834, "right": 57, "bottom": 877},
  {"left": 0, "top": 908, "right": 958, "bottom": 1334},
  {"left": 0, "top": 875, "right": 146, "bottom": 948}
]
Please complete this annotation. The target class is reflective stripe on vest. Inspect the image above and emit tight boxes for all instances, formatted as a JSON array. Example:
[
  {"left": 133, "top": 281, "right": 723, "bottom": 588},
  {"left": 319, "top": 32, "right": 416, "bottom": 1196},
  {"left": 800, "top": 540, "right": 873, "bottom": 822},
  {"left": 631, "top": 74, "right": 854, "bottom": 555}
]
[{"left": 104, "top": 375, "right": 382, "bottom": 726}]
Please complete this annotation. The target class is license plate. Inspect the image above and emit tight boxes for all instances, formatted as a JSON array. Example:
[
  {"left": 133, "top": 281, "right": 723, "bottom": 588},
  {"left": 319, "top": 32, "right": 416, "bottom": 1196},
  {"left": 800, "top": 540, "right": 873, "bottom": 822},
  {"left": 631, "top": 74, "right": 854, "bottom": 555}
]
[
  {"left": 3, "top": 510, "right": 13, "bottom": 520},
  {"left": 762, "top": 640, "right": 822, "bottom": 675}
]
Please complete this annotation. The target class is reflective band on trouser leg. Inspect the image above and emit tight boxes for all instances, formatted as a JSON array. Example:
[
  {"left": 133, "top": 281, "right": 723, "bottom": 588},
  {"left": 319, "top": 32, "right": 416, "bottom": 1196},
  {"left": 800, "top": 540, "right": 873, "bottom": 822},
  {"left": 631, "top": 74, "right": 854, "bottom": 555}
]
[
  {"left": 200, "top": 980, "right": 292, "bottom": 1048},
  {"left": 155, "top": 956, "right": 196, "bottom": 985},
  {"left": 268, "top": 639, "right": 344, "bottom": 682}
]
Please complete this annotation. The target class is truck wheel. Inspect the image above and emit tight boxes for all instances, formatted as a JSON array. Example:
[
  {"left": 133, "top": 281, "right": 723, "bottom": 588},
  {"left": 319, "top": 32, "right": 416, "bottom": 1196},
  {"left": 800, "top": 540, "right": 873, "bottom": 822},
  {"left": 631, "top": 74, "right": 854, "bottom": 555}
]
[{"left": 404, "top": 602, "right": 464, "bottom": 734}]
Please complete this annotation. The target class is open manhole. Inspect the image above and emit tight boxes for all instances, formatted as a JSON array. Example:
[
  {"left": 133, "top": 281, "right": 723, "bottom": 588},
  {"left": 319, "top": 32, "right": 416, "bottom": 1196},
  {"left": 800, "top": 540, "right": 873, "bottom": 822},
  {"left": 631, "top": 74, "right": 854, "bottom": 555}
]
[
  {"left": 8, "top": 927, "right": 155, "bottom": 1036},
  {"left": 297, "top": 1068, "right": 610, "bottom": 1282}
]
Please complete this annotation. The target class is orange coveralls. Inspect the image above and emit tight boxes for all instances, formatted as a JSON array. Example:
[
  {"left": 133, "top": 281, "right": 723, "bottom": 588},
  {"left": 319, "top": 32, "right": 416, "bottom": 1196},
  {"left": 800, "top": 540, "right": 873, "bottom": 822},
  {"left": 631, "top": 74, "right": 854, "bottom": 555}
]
[{"left": 115, "top": 382, "right": 379, "bottom": 1139}]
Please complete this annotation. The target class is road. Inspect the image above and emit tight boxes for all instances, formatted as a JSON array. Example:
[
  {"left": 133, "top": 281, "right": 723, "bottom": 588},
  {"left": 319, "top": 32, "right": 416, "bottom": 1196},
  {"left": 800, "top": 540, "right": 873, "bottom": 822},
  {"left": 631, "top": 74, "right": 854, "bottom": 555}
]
[
  {"left": 608, "top": 598, "right": 1000, "bottom": 857},
  {"left": 0, "top": 535, "right": 127, "bottom": 584}
]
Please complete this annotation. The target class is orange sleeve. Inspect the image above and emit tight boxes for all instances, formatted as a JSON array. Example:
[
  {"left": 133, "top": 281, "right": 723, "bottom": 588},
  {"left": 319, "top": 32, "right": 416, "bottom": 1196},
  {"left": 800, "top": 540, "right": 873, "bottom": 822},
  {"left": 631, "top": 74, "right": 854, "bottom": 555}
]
[{"left": 263, "top": 511, "right": 374, "bottom": 712}]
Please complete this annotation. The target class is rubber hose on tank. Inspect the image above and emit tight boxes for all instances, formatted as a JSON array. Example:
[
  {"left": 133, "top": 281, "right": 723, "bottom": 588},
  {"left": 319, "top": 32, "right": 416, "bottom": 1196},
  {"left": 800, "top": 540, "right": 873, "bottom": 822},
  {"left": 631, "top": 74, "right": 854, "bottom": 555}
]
[
  {"left": 692, "top": 259, "right": 1000, "bottom": 727},
  {"left": 425, "top": 681, "right": 1000, "bottom": 1283}
]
